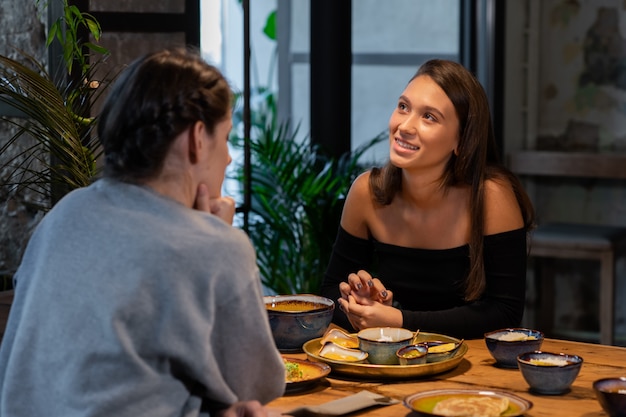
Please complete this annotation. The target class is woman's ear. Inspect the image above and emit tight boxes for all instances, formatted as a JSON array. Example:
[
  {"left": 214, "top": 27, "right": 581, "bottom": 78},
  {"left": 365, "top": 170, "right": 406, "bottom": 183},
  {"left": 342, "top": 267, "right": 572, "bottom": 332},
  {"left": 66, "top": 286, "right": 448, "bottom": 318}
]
[{"left": 188, "top": 121, "right": 206, "bottom": 163}]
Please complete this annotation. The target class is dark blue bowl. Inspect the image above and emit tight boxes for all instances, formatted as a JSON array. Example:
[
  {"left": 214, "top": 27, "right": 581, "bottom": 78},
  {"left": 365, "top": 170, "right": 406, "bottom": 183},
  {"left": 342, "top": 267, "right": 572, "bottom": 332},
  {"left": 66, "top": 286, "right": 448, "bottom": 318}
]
[
  {"left": 484, "top": 328, "right": 544, "bottom": 368},
  {"left": 517, "top": 351, "right": 583, "bottom": 395},
  {"left": 264, "top": 294, "right": 334, "bottom": 352},
  {"left": 594, "top": 377, "right": 626, "bottom": 417}
]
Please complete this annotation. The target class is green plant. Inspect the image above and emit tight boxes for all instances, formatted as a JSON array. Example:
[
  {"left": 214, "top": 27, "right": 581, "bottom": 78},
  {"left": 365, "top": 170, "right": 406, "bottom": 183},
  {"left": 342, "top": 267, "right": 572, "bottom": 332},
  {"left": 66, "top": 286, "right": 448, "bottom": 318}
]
[
  {"left": 229, "top": 1, "right": 385, "bottom": 294},
  {"left": 230, "top": 106, "right": 385, "bottom": 295},
  {"left": 0, "top": 0, "right": 109, "bottom": 209}
]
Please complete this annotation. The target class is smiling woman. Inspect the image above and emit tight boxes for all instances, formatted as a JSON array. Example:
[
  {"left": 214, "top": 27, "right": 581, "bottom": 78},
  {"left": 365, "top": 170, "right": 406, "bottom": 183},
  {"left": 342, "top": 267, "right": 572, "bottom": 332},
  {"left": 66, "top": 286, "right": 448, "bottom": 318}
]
[{"left": 320, "top": 59, "right": 536, "bottom": 340}]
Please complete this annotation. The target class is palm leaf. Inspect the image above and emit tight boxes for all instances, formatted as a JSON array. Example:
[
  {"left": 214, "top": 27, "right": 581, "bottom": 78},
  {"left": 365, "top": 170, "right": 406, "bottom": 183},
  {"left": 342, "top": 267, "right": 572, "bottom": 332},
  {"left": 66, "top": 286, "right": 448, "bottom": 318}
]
[{"left": 230, "top": 108, "right": 385, "bottom": 294}]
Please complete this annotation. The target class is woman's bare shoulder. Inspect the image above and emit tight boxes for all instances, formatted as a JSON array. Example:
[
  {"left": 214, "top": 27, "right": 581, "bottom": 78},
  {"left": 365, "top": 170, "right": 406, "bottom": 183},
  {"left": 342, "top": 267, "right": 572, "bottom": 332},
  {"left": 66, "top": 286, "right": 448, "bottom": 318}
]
[
  {"left": 483, "top": 177, "right": 524, "bottom": 234},
  {"left": 340, "top": 171, "right": 373, "bottom": 238}
]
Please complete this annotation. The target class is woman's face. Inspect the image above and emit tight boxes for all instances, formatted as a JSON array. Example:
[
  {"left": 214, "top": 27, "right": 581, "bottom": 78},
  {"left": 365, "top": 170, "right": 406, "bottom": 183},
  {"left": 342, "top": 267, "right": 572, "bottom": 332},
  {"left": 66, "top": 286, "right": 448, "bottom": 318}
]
[
  {"left": 202, "top": 113, "right": 233, "bottom": 198},
  {"left": 388, "top": 74, "right": 460, "bottom": 172}
]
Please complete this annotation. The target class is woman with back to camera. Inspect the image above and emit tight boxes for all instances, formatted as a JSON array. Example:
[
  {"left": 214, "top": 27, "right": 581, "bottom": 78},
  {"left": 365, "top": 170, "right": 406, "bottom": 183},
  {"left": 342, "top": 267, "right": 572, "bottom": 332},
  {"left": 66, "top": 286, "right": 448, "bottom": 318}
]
[
  {"left": 0, "top": 48, "right": 284, "bottom": 417},
  {"left": 320, "top": 59, "right": 535, "bottom": 339}
]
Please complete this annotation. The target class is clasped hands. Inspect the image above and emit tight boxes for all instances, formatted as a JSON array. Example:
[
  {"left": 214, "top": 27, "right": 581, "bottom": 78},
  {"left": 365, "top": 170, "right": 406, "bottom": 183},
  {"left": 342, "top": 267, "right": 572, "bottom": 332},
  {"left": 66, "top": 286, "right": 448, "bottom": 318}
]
[{"left": 338, "top": 270, "right": 403, "bottom": 330}]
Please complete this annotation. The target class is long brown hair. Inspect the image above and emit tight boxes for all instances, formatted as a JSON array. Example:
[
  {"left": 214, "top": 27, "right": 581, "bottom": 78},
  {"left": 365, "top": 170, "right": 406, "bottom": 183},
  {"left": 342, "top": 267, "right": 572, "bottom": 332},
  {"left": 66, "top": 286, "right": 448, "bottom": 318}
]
[{"left": 370, "top": 59, "right": 535, "bottom": 301}]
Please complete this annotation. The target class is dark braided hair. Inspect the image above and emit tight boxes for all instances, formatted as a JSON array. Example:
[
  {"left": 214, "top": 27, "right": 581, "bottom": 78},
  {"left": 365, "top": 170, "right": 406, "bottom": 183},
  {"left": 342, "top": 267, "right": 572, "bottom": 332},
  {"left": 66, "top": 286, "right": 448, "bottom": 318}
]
[{"left": 97, "top": 48, "right": 232, "bottom": 182}]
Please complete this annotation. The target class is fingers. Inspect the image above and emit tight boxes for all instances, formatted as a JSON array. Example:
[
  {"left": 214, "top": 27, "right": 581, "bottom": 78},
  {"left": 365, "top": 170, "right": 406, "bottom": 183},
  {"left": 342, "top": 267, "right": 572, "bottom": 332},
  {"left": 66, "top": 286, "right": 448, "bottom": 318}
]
[
  {"left": 347, "top": 270, "right": 373, "bottom": 290},
  {"left": 339, "top": 282, "right": 351, "bottom": 299},
  {"left": 337, "top": 295, "right": 365, "bottom": 331},
  {"left": 209, "top": 196, "right": 236, "bottom": 224},
  {"left": 194, "top": 183, "right": 211, "bottom": 212},
  {"left": 369, "top": 278, "right": 392, "bottom": 304},
  {"left": 345, "top": 270, "right": 390, "bottom": 304},
  {"left": 194, "top": 184, "right": 236, "bottom": 224},
  {"left": 216, "top": 401, "right": 267, "bottom": 417}
]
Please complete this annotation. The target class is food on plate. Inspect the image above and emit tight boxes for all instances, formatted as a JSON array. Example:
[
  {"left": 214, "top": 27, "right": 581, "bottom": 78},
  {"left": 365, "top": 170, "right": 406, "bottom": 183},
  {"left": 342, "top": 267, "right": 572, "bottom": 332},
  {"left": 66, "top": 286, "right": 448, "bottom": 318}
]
[
  {"left": 428, "top": 342, "right": 457, "bottom": 353},
  {"left": 284, "top": 360, "right": 304, "bottom": 382},
  {"left": 322, "top": 351, "right": 359, "bottom": 361},
  {"left": 493, "top": 332, "right": 538, "bottom": 342},
  {"left": 432, "top": 395, "right": 509, "bottom": 417},
  {"left": 402, "top": 349, "right": 425, "bottom": 358},
  {"left": 318, "top": 341, "right": 368, "bottom": 362}
]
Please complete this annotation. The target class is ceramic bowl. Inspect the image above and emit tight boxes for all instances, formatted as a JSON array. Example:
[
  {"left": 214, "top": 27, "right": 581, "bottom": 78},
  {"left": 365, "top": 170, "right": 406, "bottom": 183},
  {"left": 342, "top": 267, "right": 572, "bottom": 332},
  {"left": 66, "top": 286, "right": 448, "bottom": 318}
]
[
  {"left": 357, "top": 327, "right": 414, "bottom": 365},
  {"left": 484, "top": 328, "right": 544, "bottom": 368},
  {"left": 396, "top": 344, "right": 428, "bottom": 365},
  {"left": 517, "top": 351, "right": 583, "bottom": 395},
  {"left": 593, "top": 377, "right": 626, "bottom": 417},
  {"left": 265, "top": 294, "right": 334, "bottom": 352}
]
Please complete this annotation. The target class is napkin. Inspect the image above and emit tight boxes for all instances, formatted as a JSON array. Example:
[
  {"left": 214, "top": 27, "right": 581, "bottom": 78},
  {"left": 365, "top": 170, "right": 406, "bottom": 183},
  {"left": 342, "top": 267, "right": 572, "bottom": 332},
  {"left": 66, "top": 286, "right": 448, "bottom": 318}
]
[{"left": 283, "top": 390, "right": 399, "bottom": 417}]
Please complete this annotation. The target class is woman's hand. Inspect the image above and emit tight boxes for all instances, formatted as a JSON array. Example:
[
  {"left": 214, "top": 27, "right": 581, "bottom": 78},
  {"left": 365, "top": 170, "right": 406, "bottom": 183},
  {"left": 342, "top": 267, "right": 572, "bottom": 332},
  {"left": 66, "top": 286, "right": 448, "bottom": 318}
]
[
  {"left": 339, "top": 270, "right": 393, "bottom": 305},
  {"left": 338, "top": 293, "right": 403, "bottom": 330},
  {"left": 216, "top": 401, "right": 268, "bottom": 417},
  {"left": 194, "top": 183, "right": 236, "bottom": 224},
  {"left": 337, "top": 270, "right": 399, "bottom": 330}
]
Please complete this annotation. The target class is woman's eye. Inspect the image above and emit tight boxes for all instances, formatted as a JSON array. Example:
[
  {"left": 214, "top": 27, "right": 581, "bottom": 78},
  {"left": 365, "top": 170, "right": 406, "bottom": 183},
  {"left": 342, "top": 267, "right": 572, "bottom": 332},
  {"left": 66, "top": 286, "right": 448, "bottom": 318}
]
[
  {"left": 424, "top": 113, "right": 437, "bottom": 121},
  {"left": 398, "top": 102, "right": 408, "bottom": 111}
]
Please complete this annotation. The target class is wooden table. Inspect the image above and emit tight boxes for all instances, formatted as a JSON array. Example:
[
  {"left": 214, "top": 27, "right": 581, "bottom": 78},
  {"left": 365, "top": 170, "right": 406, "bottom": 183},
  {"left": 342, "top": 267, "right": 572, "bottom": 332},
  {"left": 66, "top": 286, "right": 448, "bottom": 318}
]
[{"left": 269, "top": 337, "right": 626, "bottom": 416}]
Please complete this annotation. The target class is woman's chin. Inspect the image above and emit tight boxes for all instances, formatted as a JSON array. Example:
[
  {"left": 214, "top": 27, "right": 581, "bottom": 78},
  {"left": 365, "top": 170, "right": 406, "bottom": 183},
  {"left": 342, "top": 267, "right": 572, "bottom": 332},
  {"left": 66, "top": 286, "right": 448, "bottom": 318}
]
[{"left": 390, "top": 151, "right": 416, "bottom": 167}]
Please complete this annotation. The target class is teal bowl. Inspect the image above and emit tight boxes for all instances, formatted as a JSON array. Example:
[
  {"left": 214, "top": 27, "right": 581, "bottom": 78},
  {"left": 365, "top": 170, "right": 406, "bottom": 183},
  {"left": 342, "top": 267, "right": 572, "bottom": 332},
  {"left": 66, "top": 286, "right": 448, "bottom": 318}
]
[
  {"left": 357, "top": 327, "right": 414, "bottom": 365},
  {"left": 264, "top": 294, "right": 334, "bottom": 352}
]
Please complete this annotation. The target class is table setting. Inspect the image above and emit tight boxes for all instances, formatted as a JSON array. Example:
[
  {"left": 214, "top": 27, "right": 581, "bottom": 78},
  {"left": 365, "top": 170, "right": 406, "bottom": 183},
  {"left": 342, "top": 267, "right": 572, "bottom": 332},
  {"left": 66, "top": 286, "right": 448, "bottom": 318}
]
[{"left": 266, "top": 294, "right": 626, "bottom": 416}]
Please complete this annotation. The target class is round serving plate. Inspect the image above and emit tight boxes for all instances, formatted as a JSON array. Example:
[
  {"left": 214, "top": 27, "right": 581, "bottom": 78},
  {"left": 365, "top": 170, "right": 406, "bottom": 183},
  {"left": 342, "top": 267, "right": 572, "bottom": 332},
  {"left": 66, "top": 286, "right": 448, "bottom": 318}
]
[
  {"left": 302, "top": 332, "right": 467, "bottom": 379},
  {"left": 404, "top": 388, "right": 532, "bottom": 416},
  {"left": 283, "top": 356, "right": 331, "bottom": 393}
]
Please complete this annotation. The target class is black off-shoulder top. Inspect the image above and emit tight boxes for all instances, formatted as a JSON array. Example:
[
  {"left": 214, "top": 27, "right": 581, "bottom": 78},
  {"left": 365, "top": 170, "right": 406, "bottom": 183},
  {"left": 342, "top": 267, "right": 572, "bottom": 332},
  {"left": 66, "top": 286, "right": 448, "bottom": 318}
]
[{"left": 320, "top": 226, "right": 528, "bottom": 339}]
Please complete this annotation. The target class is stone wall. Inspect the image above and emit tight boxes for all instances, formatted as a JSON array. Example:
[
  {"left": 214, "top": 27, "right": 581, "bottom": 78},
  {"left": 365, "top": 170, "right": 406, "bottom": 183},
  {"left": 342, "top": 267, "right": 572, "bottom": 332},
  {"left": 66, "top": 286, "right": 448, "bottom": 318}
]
[
  {"left": 0, "top": 1, "right": 187, "bottom": 283},
  {"left": 0, "top": 0, "right": 48, "bottom": 282}
]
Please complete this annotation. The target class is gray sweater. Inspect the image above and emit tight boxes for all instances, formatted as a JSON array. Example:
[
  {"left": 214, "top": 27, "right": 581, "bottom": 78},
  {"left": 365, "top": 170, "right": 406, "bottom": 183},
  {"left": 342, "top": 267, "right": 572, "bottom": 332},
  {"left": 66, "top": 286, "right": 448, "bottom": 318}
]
[{"left": 0, "top": 179, "right": 285, "bottom": 417}]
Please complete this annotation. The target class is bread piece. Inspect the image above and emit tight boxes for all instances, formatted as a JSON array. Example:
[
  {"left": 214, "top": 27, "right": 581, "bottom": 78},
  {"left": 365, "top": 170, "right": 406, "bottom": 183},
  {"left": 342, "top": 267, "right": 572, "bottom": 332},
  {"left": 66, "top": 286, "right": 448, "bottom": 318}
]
[{"left": 432, "top": 395, "right": 509, "bottom": 417}]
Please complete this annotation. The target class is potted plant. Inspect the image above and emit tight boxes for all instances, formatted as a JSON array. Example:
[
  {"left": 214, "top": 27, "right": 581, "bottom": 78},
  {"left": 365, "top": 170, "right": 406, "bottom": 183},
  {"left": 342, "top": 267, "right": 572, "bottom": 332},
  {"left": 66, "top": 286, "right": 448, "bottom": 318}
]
[
  {"left": 0, "top": 0, "right": 109, "bottom": 208},
  {"left": 230, "top": 91, "right": 385, "bottom": 294},
  {"left": 0, "top": 0, "right": 110, "bottom": 286}
]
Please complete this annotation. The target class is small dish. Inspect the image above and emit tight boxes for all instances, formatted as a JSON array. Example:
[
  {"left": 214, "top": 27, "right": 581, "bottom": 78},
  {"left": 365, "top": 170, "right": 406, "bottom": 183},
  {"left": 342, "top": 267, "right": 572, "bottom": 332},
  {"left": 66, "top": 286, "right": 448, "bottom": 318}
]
[
  {"left": 397, "top": 344, "right": 428, "bottom": 365},
  {"left": 320, "top": 328, "right": 359, "bottom": 349},
  {"left": 423, "top": 340, "right": 464, "bottom": 363},
  {"left": 318, "top": 341, "right": 368, "bottom": 363},
  {"left": 593, "top": 377, "right": 626, "bottom": 416},
  {"left": 517, "top": 351, "right": 583, "bottom": 395},
  {"left": 283, "top": 356, "right": 331, "bottom": 393}
]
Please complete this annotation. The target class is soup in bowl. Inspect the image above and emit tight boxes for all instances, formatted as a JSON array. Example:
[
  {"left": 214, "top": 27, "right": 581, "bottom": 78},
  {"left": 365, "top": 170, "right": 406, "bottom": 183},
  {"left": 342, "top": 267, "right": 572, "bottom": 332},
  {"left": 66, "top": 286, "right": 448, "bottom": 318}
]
[{"left": 264, "top": 294, "right": 334, "bottom": 352}]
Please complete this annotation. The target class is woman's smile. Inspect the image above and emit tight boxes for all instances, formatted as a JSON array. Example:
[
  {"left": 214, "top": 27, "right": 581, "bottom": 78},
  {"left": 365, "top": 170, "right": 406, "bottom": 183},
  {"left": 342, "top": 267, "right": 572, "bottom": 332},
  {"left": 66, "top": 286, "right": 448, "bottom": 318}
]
[{"left": 394, "top": 137, "right": 420, "bottom": 151}]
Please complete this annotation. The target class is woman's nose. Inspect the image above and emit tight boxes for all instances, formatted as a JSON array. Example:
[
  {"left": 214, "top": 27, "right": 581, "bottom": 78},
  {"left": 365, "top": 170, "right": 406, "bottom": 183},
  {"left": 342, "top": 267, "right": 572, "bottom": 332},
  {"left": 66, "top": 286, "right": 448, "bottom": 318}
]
[{"left": 398, "top": 115, "right": 417, "bottom": 134}]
